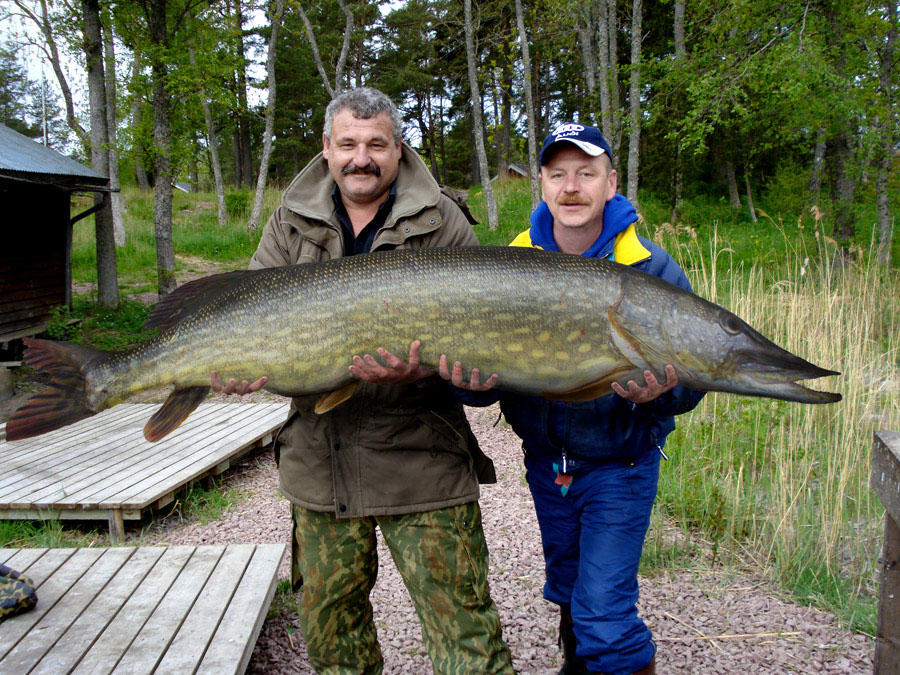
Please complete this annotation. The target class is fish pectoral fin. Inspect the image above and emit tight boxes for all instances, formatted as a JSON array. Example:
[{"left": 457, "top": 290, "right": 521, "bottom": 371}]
[
  {"left": 607, "top": 303, "right": 650, "bottom": 371},
  {"left": 144, "top": 386, "right": 210, "bottom": 442},
  {"left": 315, "top": 382, "right": 359, "bottom": 414},
  {"left": 543, "top": 367, "right": 636, "bottom": 402}
]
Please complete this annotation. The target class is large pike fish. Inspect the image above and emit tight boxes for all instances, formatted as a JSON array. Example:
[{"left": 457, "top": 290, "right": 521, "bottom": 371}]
[{"left": 5, "top": 246, "right": 840, "bottom": 443}]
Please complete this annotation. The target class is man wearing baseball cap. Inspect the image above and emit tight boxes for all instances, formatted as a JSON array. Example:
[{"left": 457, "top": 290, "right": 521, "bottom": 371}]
[{"left": 444, "top": 123, "right": 705, "bottom": 674}]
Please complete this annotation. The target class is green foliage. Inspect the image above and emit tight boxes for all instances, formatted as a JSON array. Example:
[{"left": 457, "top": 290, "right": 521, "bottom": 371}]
[
  {"left": 0, "top": 519, "right": 105, "bottom": 549},
  {"left": 225, "top": 190, "right": 251, "bottom": 218},
  {"left": 44, "top": 298, "right": 155, "bottom": 350},
  {"left": 166, "top": 476, "right": 244, "bottom": 526}
]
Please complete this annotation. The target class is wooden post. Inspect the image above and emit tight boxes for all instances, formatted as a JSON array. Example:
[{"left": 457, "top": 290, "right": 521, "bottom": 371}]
[
  {"left": 108, "top": 508, "right": 125, "bottom": 544},
  {"left": 871, "top": 431, "right": 900, "bottom": 673}
]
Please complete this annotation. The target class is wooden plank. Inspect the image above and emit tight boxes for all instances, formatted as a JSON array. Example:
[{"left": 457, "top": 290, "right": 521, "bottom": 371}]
[
  {"left": 0, "top": 548, "right": 102, "bottom": 661},
  {"left": 98, "top": 405, "right": 286, "bottom": 508},
  {"left": 109, "top": 546, "right": 226, "bottom": 675},
  {"left": 196, "top": 543, "right": 286, "bottom": 675},
  {"left": 0, "top": 404, "right": 200, "bottom": 493},
  {"left": 0, "top": 405, "right": 222, "bottom": 504},
  {"left": 0, "top": 405, "right": 154, "bottom": 495},
  {"left": 0, "top": 547, "right": 136, "bottom": 673},
  {"left": 874, "top": 431, "right": 900, "bottom": 675},
  {"left": 1, "top": 547, "right": 48, "bottom": 570},
  {"left": 873, "top": 431, "right": 900, "bottom": 523},
  {"left": 153, "top": 544, "right": 257, "bottom": 673},
  {"left": 28, "top": 547, "right": 167, "bottom": 675},
  {"left": 61, "top": 405, "right": 277, "bottom": 507},
  {"left": 70, "top": 546, "right": 196, "bottom": 675}
]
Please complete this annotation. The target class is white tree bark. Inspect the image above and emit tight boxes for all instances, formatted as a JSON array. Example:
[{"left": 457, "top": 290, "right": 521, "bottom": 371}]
[
  {"left": 626, "top": 0, "right": 642, "bottom": 207},
  {"left": 188, "top": 47, "right": 227, "bottom": 227},
  {"left": 249, "top": 0, "right": 286, "bottom": 232},
  {"left": 102, "top": 12, "right": 125, "bottom": 246},
  {"left": 464, "top": 0, "right": 498, "bottom": 231},
  {"left": 875, "top": 0, "right": 896, "bottom": 266},
  {"left": 514, "top": 0, "right": 540, "bottom": 209},
  {"left": 298, "top": 0, "right": 353, "bottom": 98}
]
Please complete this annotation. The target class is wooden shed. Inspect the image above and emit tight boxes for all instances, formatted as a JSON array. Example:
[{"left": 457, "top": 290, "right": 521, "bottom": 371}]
[{"left": 0, "top": 124, "right": 108, "bottom": 345}]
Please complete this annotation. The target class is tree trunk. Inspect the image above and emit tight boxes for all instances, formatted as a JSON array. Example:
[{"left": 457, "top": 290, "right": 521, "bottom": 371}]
[
  {"left": 83, "top": 0, "right": 119, "bottom": 309},
  {"left": 674, "top": 0, "right": 686, "bottom": 58},
  {"left": 101, "top": 9, "right": 125, "bottom": 247},
  {"left": 463, "top": 0, "right": 498, "bottom": 230},
  {"left": 744, "top": 163, "right": 757, "bottom": 223},
  {"left": 514, "top": 0, "right": 540, "bottom": 209},
  {"left": 806, "top": 127, "right": 826, "bottom": 207},
  {"left": 131, "top": 53, "right": 152, "bottom": 190},
  {"left": 626, "top": 0, "right": 642, "bottom": 206},
  {"left": 426, "top": 95, "right": 440, "bottom": 183},
  {"left": 232, "top": 0, "right": 253, "bottom": 186},
  {"left": 189, "top": 47, "right": 227, "bottom": 226},
  {"left": 608, "top": 0, "right": 622, "bottom": 159},
  {"left": 576, "top": 5, "right": 597, "bottom": 124},
  {"left": 829, "top": 131, "right": 857, "bottom": 248},
  {"left": 875, "top": 0, "right": 897, "bottom": 266},
  {"left": 146, "top": 0, "right": 177, "bottom": 298},
  {"left": 249, "top": 0, "right": 286, "bottom": 232},
  {"left": 726, "top": 160, "right": 740, "bottom": 207}
]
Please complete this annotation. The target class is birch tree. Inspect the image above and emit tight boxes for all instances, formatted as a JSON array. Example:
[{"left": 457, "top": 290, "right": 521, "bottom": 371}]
[
  {"left": 626, "top": 0, "right": 642, "bottom": 206},
  {"left": 248, "top": 0, "right": 285, "bottom": 232},
  {"left": 464, "top": 0, "right": 498, "bottom": 230},
  {"left": 514, "top": 0, "right": 539, "bottom": 208},
  {"left": 188, "top": 46, "right": 227, "bottom": 226},
  {"left": 297, "top": 0, "right": 354, "bottom": 98},
  {"left": 101, "top": 7, "right": 125, "bottom": 246}
]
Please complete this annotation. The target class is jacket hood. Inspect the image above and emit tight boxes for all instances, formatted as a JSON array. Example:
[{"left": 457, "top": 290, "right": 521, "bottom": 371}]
[
  {"left": 280, "top": 142, "right": 441, "bottom": 224},
  {"left": 528, "top": 193, "right": 638, "bottom": 257}
]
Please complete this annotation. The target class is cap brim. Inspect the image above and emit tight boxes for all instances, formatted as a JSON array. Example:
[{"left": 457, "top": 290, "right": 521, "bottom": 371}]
[{"left": 540, "top": 138, "right": 607, "bottom": 164}]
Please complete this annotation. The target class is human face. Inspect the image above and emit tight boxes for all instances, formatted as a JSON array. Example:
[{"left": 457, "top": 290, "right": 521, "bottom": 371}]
[
  {"left": 322, "top": 110, "right": 402, "bottom": 207},
  {"left": 540, "top": 145, "right": 617, "bottom": 235}
]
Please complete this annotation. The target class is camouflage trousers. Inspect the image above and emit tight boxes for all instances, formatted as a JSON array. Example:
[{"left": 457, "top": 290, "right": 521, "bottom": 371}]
[{"left": 291, "top": 501, "right": 514, "bottom": 675}]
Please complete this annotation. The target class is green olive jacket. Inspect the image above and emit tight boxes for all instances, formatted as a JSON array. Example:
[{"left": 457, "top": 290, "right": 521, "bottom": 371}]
[{"left": 249, "top": 144, "right": 496, "bottom": 518}]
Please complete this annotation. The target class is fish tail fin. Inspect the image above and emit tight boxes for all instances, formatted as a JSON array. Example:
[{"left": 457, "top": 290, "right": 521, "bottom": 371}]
[
  {"left": 5, "top": 338, "right": 104, "bottom": 441},
  {"left": 143, "top": 386, "right": 210, "bottom": 442}
]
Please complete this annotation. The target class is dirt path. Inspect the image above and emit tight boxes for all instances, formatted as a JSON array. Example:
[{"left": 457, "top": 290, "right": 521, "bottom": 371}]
[{"left": 131, "top": 404, "right": 872, "bottom": 674}]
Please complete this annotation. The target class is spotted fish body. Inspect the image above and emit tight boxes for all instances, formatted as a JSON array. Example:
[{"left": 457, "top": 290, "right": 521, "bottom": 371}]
[{"left": 6, "top": 246, "right": 840, "bottom": 443}]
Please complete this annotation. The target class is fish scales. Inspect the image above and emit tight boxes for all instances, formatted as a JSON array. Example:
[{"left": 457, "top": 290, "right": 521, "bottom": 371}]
[{"left": 5, "top": 246, "right": 841, "bottom": 443}]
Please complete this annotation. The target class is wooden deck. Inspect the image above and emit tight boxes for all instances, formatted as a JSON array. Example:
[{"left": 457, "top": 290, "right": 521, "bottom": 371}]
[
  {"left": 0, "top": 403, "right": 289, "bottom": 541},
  {"left": 0, "top": 543, "right": 285, "bottom": 674}
]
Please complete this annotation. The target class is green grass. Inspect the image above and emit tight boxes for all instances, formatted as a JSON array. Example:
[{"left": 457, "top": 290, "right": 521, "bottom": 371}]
[{"left": 0, "top": 519, "right": 106, "bottom": 549}]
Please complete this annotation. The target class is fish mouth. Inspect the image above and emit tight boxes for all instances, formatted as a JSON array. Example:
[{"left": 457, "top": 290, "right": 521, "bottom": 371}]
[{"left": 734, "top": 350, "right": 841, "bottom": 404}]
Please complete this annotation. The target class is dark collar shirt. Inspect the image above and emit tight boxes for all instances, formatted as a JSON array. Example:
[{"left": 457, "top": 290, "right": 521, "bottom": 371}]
[{"left": 332, "top": 182, "right": 398, "bottom": 256}]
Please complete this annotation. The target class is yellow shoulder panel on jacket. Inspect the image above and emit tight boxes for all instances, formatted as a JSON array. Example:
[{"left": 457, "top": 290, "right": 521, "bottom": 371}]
[
  {"left": 509, "top": 229, "right": 539, "bottom": 248},
  {"left": 613, "top": 224, "right": 651, "bottom": 265}
]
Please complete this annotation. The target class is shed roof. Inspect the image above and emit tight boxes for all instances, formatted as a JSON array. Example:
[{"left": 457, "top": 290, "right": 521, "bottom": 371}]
[{"left": 0, "top": 123, "right": 107, "bottom": 188}]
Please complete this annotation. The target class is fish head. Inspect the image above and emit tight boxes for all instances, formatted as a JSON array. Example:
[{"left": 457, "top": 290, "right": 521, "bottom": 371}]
[{"left": 609, "top": 276, "right": 841, "bottom": 404}]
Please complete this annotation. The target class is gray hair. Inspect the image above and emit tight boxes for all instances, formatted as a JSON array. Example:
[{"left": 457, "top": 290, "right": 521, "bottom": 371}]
[{"left": 324, "top": 87, "right": 403, "bottom": 145}]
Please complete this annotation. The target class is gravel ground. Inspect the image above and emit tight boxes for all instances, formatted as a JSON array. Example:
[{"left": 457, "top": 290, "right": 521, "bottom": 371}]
[{"left": 127, "top": 401, "right": 872, "bottom": 674}]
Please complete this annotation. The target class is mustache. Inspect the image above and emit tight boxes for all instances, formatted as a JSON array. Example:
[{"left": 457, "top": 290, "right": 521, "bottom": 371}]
[
  {"left": 557, "top": 196, "right": 589, "bottom": 205},
  {"left": 341, "top": 163, "right": 381, "bottom": 176}
]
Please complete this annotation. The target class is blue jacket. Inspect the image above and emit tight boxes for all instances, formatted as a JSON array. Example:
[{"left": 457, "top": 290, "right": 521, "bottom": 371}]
[{"left": 459, "top": 195, "right": 705, "bottom": 464}]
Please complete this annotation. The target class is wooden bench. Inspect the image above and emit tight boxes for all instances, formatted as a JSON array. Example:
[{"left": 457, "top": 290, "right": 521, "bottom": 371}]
[
  {"left": 0, "top": 543, "right": 285, "bottom": 674},
  {"left": 0, "top": 403, "right": 289, "bottom": 542},
  {"left": 871, "top": 430, "right": 900, "bottom": 673}
]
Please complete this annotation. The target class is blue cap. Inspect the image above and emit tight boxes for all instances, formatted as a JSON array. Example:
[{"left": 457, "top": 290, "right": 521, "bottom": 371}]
[{"left": 539, "top": 123, "right": 613, "bottom": 166}]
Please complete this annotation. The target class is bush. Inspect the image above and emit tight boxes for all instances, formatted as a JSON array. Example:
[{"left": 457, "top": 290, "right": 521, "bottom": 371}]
[{"left": 225, "top": 191, "right": 250, "bottom": 218}]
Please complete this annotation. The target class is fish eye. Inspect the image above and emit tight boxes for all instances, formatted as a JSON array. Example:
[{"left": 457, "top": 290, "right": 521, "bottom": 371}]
[{"left": 719, "top": 313, "right": 743, "bottom": 335}]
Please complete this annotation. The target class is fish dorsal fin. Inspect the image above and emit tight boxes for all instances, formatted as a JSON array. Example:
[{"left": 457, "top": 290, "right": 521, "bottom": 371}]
[
  {"left": 543, "top": 366, "right": 638, "bottom": 402},
  {"left": 143, "top": 385, "right": 210, "bottom": 441},
  {"left": 145, "top": 271, "right": 251, "bottom": 330},
  {"left": 315, "top": 382, "right": 359, "bottom": 414},
  {"left": 22, "top": 338, "right": 103, "bottom": 375}
]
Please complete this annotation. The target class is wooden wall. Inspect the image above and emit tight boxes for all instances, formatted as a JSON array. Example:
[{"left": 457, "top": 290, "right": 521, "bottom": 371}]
[{"left": 0, "top": 180, "right": 70, "bottom": 343}]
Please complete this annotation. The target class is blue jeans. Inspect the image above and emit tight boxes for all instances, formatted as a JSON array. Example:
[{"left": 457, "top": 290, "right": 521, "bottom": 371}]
[{"left": 524, "top": 448, "right": 660, "bottom": 675}]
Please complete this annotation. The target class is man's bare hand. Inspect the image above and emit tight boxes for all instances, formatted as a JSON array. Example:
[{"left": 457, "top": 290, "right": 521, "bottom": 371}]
[
  {"left": 349, "top": 340, "right": 435, "bottom": 386},
  {"left": 438, "top": 355, "right": 498, "bottom": 391},
  {"left": 610, "top": 365, "right": 678, "bottom": 404},
  {"left": 211, "top": 371, "right": 269, "bottom": 396}
]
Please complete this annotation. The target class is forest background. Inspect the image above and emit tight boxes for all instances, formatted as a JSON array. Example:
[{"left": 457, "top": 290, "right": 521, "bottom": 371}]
[{"left": 1, "top": 0, "right": 899, "bottom": 643}]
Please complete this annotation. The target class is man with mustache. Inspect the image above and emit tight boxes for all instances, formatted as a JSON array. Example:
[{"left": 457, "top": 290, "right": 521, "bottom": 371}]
[
  {"left": 445, "top": 124, "right": 705, "bottom": 675},
  {"left": 214, "top": 87, "right": 513, "bottom": 674}
]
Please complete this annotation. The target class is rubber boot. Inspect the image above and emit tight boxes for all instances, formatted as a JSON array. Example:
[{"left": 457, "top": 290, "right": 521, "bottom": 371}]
[{"left": 557, "top": 603, "right": 588, "bottom": 675}]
